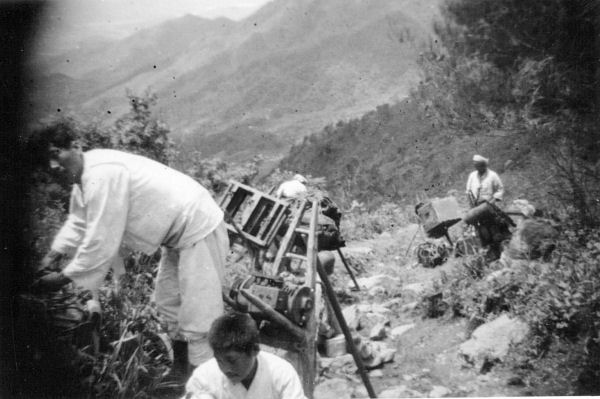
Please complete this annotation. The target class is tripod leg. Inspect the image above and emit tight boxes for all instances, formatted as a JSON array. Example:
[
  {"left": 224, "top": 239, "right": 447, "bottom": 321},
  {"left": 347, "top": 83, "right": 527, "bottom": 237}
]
[
  {"left": 336, "top": 248, "right": 360, "bottom": 291},
  {"left": 317, "top": 260, "right": 377, "bottom": 398}
]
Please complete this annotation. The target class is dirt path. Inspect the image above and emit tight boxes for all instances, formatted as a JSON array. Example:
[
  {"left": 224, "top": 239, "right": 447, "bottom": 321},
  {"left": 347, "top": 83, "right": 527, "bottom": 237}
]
[{"left": 315, "top": 224, "right": 531, "bottom": 398}]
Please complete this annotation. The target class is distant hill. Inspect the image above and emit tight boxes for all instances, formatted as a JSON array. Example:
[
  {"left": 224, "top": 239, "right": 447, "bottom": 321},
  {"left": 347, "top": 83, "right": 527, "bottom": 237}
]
[{"left": 27, "top": 0, "right": 440, "bottom": 157}]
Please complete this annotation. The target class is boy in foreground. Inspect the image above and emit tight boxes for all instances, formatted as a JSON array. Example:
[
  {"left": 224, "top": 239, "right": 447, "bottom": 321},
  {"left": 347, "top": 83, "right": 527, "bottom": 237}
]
[{"left": 183, "top": 312, "right": 307, "bottom": 399}]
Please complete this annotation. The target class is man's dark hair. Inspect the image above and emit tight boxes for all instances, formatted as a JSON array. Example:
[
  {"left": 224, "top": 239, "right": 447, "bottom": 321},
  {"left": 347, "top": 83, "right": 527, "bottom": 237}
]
[
  {"left": 24, "top": 120, "right": 79, "bottom": 168},
  {"left": 208, "top": 312, "right": 260, "bottom": 354},
  {"left": 41, "top": 120, "right": 79, "bottom": 149}
]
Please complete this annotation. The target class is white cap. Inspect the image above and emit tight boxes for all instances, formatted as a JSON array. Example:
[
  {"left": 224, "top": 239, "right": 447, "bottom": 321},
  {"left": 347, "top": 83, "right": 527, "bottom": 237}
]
[
  {"left": 473, "top": 154, "right": 488, "bottom": 164},
  {"left": 293, "top": 174, "right": 308, "bottom": 184}
]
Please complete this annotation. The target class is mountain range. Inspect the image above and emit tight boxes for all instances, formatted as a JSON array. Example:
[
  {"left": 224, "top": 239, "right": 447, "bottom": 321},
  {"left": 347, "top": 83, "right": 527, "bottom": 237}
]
[{"left": 27, "top": 0, "right": 440, "bottom": 158}]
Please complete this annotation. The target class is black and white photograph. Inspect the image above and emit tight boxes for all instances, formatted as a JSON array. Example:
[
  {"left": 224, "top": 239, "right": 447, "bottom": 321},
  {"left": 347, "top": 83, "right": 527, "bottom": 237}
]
[{"left": 1, "top": 0, "right": 599, "bottom": 398}]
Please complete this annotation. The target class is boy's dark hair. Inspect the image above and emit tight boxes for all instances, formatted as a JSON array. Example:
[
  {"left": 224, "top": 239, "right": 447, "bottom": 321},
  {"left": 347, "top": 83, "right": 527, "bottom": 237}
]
[{"left": 208, "top": 312, "right": 260, "bottom": 354}]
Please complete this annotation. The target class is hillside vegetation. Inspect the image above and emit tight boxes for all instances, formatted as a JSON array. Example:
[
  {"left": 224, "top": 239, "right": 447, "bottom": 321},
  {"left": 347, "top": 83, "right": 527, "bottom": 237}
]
[
  {"left": 281, "top": 0, "right": 600, "bottom": 395},
  {"left": 280, "top": 0, "right": 599, "bottom": 224}
]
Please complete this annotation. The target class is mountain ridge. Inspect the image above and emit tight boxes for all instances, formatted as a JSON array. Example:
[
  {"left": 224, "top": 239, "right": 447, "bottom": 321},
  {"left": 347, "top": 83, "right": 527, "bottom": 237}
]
[{"left": 28, "top": 0, "right": 441, "bottom": 157}]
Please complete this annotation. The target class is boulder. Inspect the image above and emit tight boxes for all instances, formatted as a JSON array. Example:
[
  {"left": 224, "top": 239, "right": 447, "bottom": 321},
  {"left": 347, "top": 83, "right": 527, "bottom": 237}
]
[
  {"left": 369, "top": 323, "right": 388, "bottom": 341},
  {"left": 342, "top": 305, "right": 362, "bottom": 330},
  {"left": 360, "top": 341, "right": 396, "bottom": 369},
  {"left": 390, "top": 323, "right": 415, "bottom": 339},
  {"left": 503, "top": 219, "right": 559, "bottom": 261},
  {"left": 485, "top": 268, "right": 512, "bottom": 282},
  {"left": 429, "top": 385, "right": 452, "bottom": 398},
  {"left": 402, "top": 282, "right": 431, "bottom": 300},
  {"left": 314, "top": 378, "right": 353, "bottom": 399},
  {"left": 342, "top": 304, "right": 391, "bottom": 332},
  {"left": 352, "top": 385, "right": 369, "bottom": 398},
  {"left": 369, "top": 369, "right": 384, "bottom": 378},
  {"left": 351, "top": 274, "right": 401, "bottom": 292},
  {"left": 379, "top": 385, "right": 424, "bottom": 398},
  {"left": 459, "top": 314, "right": 529, "bottom": 372}
]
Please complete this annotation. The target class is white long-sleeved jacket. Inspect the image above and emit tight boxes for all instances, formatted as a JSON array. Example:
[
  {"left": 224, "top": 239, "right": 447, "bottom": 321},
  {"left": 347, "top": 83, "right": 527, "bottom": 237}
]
[
  {"left": 52, "top": 149, "right": 224, "bottom": 291},
  {"left": 466, "top": 169, "right": 504, "bottom": 203}
]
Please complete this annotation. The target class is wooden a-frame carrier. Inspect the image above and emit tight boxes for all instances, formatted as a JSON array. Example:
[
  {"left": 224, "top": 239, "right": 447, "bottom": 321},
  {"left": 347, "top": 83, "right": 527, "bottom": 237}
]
[{"left": 218, "top": 181, "right": 376, "bottom": 398}]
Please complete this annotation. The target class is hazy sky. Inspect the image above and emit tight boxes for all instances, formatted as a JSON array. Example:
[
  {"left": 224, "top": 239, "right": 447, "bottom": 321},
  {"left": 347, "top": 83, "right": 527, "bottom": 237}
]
[{"left": 37, "top": 0, "right": 273, "bottom": 53}]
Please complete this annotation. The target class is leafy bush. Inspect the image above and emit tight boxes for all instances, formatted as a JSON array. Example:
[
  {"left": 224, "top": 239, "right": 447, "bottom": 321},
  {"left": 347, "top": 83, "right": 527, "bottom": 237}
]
[
  {"left": 20, "top": 92, "right": 178, "bottom": 397},
  {"left": 434, "top": 225, "right": 600, "bottom": 394}
]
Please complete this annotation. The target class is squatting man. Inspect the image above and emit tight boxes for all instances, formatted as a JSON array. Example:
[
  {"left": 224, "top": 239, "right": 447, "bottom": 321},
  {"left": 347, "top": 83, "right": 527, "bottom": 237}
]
[
  {"left": 183, "top": 311, "right": 307, "bottom": 399},
  {"left": 33, "top": 125, "right": 229, "bottom": 382}
]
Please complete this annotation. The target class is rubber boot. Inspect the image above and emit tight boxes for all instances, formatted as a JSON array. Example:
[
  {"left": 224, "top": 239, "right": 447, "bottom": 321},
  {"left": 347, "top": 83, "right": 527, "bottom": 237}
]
[{"left": 162, "top": 340, "right": 191, "bottom": 387}]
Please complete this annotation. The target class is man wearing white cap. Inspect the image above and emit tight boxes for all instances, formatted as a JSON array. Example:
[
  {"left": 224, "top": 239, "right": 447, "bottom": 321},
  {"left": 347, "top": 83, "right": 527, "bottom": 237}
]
[
  {"left": 466, "top": 154, "right": 504, "bottom": 205},
  {"left": 465, "top": 154, "right": 508, "bottom": 260},
  {"left": 275, "top": 174, "right": 308, "bottom": 199}
]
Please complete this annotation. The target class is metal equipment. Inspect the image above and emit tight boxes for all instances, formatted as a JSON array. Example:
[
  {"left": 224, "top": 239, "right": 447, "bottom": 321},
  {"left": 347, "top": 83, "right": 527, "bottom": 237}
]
[
  {"left": 222, "top": 190, "right": 377, "bottom": 398},
  {"left": 229, "top": 273, "right": 314, "bottom": 327},
  {"left": 415, "top": 196, "right": 462, "bottom": 245}
]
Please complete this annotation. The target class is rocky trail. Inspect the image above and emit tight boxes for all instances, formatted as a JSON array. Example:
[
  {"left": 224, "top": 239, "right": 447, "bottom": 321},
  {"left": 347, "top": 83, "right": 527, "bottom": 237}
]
[{"left": 313, "top": 223, "right": 532, "bottom": 398}]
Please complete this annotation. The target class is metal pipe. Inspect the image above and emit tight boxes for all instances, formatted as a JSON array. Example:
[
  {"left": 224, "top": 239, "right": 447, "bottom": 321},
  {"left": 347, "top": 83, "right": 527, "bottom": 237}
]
[
  {"left": 316, "top": 260, "right": 377, "bottom": 398},
  {"left": 336, "top": 248, "right": 360, "bottom": 291},
  {"left": 239, "top": 288, "right": 306, "bottom": 342}
]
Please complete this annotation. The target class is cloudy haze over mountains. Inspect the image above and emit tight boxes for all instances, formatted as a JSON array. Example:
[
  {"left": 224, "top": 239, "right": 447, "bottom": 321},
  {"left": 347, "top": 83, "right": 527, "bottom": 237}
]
[{"left": 28, "top": 0, "right": 440, "bottom": 157}]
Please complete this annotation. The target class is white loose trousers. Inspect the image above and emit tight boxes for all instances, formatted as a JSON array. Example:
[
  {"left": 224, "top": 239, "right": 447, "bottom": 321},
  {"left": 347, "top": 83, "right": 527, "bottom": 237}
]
[{"left": 155, "top": 222, "right": 229, "bottom": 366}]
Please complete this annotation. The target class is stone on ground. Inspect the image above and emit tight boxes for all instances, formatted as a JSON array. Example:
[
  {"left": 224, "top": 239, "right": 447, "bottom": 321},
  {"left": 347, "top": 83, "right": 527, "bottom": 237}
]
[
  {"left": 379, "top": 385, "right": 424, "bottom": 398},
  {"left": 314, "top": 378, "right": 353, "bottom": 399},
  {"left": 351, "top": 274, "right": 401, "bottom": 292},
  {"left": 390, "top": 323, "right": 415, "bottom": 339},
  {"left": 369, "top": 322, "right": 388, "bottom": 340},
  {"left": 429, "top": 385, "right": 452, "bottom": 397},
  {"left": 459, "top": 314, "right": 529, "bottom": 372}
]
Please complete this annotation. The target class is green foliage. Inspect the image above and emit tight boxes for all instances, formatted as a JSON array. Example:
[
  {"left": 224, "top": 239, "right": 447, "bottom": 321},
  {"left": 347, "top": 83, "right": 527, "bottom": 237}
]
[
  {"left": 23, "top": 92, "right": 177, "bottom": 397},
  {"left": 414, "top": 0, "right": 600, "bottom": 225},
  {"left": 112, "top": 92, "right": 175, "bottom": 165},
  {"left": 436, "top": 226, "right": 600, "bottom": 394}
]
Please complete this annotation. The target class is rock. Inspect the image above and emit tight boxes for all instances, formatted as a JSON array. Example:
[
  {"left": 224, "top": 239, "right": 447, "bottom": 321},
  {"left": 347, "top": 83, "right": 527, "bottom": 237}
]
[
  {"left": 360, "top": 341, "right": 396, "bottom": 368},
  {"left": 342, "top": 246, "right": 374, "bottom": 257},
  {"left": 368, "top": 286, "right": 387, "bottom": 296},
  {"left": 369, "top": 369, "right": 384, "bottom": 378},
  {"left": 369, "top": 323, "right": 388, "bottom": 340},
  {"left": 342, "top": 305, "right": 362, "bottom": 330},
  {"left": 485, "top": 268, "right": 512, "bottom": 282},
  {"left": 402, "top": 282, "right": 430, "bottom": 298},
  {"left": 342, "top": 304, "right": 391, "bottom": 332},
  {"left": 320, "top": 354, "right": 354, "bottom": 371},
  {"left": 459, "top": 314, "right": 530, "bottom": 372},
  {"left": 379, "top": 385, "right": 424, "bottom": 398},
  {"left": 352, "top": 385, "right": 368, "bottom": 398},
  {"left": 429, "top": 385, "right": 451, "bottom": 397},
  {"left": 403, "top": 374, "right": 414, "bottom": 381},
  {"left": 357, "top": 304, "right": 391, "bottom": 315},
  {"left": 390, "top": 323, "right": 415, "bottom": 339},
  {"left": 352, "top": 274, "right": 401, "bottom": 292},
  {"left": 503, "top": 219, "right": 559, "bottom": 261},
  {"left": 314, "top": 378, "right": 353, "bottom": 399},
  {"left": 381, "top": 298, "right": 404, "bottom": 309},
  {"left": 360, "top": 309, "right": 390, "bottom": 332},
  {"left": 401, "top": 301, "right": 419, "bottom": 313},
  {"left": 379, "top": 231, "right": 392, "bottom": 239},
  {"left": 507, "top": 376, "right": 525, "bottom": 386}
]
